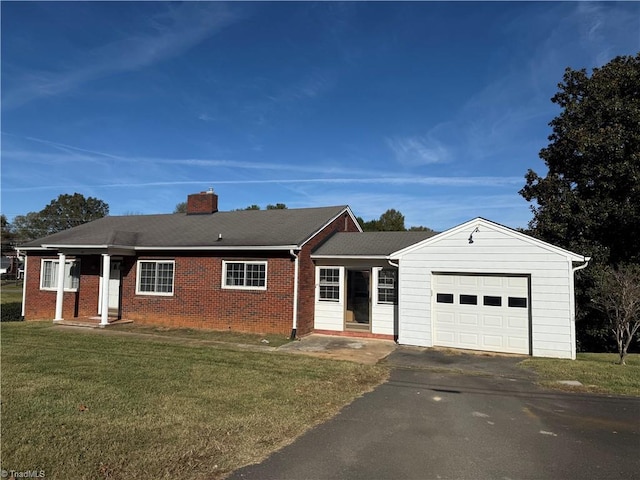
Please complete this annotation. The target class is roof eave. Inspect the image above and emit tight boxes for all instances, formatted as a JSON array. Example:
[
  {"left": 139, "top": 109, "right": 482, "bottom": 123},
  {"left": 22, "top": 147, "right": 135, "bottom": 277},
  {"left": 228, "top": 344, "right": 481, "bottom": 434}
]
[
  {"left": 134, "top": 244, "right": 299, "bottom": 251},
  {"left": 311, "top": 254, "right": 391, "bottom": 260}
]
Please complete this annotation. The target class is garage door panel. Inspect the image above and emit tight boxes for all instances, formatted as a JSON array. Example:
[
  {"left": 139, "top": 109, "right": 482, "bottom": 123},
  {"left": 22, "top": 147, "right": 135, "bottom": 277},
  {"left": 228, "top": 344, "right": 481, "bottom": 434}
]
[
  {"left": 459, "top": 333, "right": 479, "bottom": 346},
  {"left": 483, "top": 315, "right": 503, "bottom": 327},
  {"left": 459, "top": 313, "right": 479, "bottom": 326},
  {"left": 435, "top": 311, "right": 455, "bottom": 324},
  {"left": 434, "top": 330, "right": 455, "bottom": 344},
  {"left": 433, "top": 274, "right": 530, "bottom": 355},
  {"left": 508, "top": 277, "right": 528, "bottom": 289},
  {"left": 508, "top": 337, "right": 528, "bottom": 350},
  {"left": 483, "top": 335, "right": 504, "bottom": 348},
  {"left": 482, "top": 276, "right": 504, "bottom": 288},
  {"left": 459, "top": 276, "right": 479, "bottom": 287}
]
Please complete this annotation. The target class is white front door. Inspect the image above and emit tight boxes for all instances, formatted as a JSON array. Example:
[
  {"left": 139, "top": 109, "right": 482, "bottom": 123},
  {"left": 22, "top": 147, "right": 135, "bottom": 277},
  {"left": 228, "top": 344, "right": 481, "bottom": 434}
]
[
  {"left": 432, "top": 274, "right": 530, "bottom": 354},
  {"left": 108, "top": 261, "right": 121, "bottom": 314}
]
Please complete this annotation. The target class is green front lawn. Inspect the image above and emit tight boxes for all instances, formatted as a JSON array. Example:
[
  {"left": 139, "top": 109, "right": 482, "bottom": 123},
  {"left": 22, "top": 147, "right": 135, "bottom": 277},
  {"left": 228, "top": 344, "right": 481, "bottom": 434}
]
[
  {"left": 521, "top": 353, "right": 640, "bottom": 396},
  {"left": 1, "top": 322, "right": 388, "bottom": 479},
  {"left": 1, "top": 282, "right": 23, "bottom": 304}
]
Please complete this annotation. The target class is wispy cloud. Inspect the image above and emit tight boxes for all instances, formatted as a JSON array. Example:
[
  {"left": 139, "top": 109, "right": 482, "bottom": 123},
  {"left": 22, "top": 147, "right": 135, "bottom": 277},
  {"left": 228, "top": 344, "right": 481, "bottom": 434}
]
[
  {"left": 2, "top": 176, "right": 522, "bottom": 193},
  {"left": 2, "top": 3, "right": 242, "bottom": 110},
  {"left": 386, "top": 134, "right": 450, "bottom": 166}
]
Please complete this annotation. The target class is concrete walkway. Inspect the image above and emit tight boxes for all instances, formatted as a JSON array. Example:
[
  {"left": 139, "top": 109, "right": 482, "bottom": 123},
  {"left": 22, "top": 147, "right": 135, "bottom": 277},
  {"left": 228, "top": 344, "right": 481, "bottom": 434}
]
[{"left": 277, "top": 334, "right": 397, "bottom": 365}]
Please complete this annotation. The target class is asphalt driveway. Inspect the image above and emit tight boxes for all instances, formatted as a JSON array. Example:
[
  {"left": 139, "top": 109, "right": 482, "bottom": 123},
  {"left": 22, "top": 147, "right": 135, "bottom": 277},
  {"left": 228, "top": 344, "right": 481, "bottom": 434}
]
[{"left": 230, "top": 348, "right": 640, "bottom": 480}]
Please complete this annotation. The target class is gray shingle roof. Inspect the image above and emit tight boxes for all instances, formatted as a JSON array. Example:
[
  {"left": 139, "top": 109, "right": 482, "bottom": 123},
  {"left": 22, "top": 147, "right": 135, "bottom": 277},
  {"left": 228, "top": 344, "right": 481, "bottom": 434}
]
[
  {"left": 21, "top": 206, "right": 350, "bottom": 249},
  {"left": 313, "top": 231, "right": 436, "bottom": 257}
]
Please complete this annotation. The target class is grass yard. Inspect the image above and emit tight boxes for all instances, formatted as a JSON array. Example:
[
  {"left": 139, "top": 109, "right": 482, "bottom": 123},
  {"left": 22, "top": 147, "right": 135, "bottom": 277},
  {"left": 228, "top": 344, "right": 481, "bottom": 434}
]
[
  {"left": 521, "top": 353, "right": 640, "bottom": 396},
  {"left": 1, "top": 282, "right": 23, "bottom": 304},
  {"left": 109, "top": 323, "right": 293, "bottom": 348},
  {"left": 1, "top": 322, "right": 388, "bottom": 479}
]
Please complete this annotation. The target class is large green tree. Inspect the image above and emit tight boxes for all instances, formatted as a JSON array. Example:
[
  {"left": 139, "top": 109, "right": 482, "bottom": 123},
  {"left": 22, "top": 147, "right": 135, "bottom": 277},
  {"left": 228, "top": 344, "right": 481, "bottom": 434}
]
[
  {"left": 12, "top": 193, "right": 109, "bottom": 243},
  {"left": 520, "top": 53, "right": 640, "bottom": 266},
  {"left": 1, "top": 214, "right": 17, "bottom": 255},
  {"left": 520, "top": 53, "right": 640, "bottom": 352}
]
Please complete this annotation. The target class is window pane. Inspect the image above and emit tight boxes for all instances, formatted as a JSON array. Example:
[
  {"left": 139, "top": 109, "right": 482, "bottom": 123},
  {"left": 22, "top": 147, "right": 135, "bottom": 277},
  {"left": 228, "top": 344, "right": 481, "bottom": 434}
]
[
  {"left": 319, "top": 268, "right": 340, "bottom": 301},
  {"left": 320, "top": 268, "right": 339, "bottom": 284},
  {"left": 139, "top": 262, "right": 156, "bottom": 292},
  {"left": 42, "top": 260, "right": 56, "bottom": 289},
  {"left": 436, "top": 293, "right": 454, "bottom": 304},
  {"left": 483, "top": 296, "right": 502, "bottom": 307},
  {"left": 508, "top": 297, "right": 527, "bottom": 308},
  {"left": 156, "top": 263, "right": 174, "bottom": 293},
  {"left": 320, "top": 285, "right": 339, "bottom": 301},
  {"left": 460, "top": 294, "right": 477, "bottom": 305},
  {"left": 225, "top": 263, "right": 245, "bottom": 286},
  {"left": 246, "top": 263, "right": 266, "bottom": 287},
  {"left": 378, "top": 269, "right": 397, "bottom": 304},
  {"left": 66, "top": 261, "right": 80, "bottom": 289}
]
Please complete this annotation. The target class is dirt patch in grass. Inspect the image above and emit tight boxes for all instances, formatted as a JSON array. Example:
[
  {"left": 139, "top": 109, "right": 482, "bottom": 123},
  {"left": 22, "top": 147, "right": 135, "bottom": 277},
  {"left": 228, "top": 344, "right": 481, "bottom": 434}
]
[
  {"left": 1, "top": 322, "right": 388, "bottom": 479},
  {"left": 108, "top": 323, "right": 293, "bottom": 348},
  {"left": 520, "top": 353, "right": 640, "bottom": 396}
]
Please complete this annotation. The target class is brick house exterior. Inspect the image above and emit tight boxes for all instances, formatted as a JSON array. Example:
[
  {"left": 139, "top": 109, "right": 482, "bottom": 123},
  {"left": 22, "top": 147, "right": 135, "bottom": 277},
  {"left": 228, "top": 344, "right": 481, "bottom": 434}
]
[{"left": 20, "top": 191, "right": 360, "bottom": 336}]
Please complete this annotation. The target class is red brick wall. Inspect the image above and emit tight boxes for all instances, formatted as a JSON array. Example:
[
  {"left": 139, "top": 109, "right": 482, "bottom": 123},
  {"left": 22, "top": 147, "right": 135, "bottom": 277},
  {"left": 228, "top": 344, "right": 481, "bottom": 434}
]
[
  {"left": 23, "top": 254, "right": 100, "bottom": 320},
  {"left": 296, "top": 211, "right": 360, "bottom": 335},
  {"left": 120, "top": 251, "right": 294, "bottom": 334}
]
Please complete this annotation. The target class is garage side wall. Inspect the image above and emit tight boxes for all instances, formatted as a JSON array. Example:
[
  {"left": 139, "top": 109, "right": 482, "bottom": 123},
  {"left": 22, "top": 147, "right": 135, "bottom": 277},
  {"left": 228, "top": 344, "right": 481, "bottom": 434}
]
[{"left": 397, "top": 225, "right": 576, "bottom": 359}]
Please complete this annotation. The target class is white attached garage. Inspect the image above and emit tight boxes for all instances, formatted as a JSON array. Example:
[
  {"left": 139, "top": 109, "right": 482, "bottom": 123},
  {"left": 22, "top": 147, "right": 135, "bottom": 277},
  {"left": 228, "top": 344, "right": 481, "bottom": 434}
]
[
  {"left": 393, "top": 218, "right": 589, "bottom": 359},
  {"left": 432, "top": 274, "right": 530, "bottom": 355}
]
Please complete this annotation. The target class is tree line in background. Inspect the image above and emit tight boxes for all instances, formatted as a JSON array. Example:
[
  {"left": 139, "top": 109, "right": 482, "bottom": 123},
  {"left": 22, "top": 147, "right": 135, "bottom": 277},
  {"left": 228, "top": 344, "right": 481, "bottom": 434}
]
[
  {"left": 175, "top": 202, "right": 437, "bottom": 233},
  {"left": 1, "top": 194, "right": 109, "bottom": 256},
  {"left": 2, "top": 54, "right": 637, "bottom": 362}
]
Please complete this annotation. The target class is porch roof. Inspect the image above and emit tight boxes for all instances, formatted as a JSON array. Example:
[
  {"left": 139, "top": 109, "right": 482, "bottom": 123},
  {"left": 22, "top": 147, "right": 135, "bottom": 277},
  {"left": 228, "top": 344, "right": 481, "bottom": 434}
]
[
  {"left": 20, "top": 206, "right": 353, "bottom": 251},
  {"left": 312, "top": 231, "right": 435, "bottom": 258}
]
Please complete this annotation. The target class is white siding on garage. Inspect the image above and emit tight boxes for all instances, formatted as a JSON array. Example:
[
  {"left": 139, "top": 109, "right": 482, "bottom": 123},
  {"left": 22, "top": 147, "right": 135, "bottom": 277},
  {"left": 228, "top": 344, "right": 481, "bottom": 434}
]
[{"left": 396, "top": 220, "right": 581, "bottom": 359}]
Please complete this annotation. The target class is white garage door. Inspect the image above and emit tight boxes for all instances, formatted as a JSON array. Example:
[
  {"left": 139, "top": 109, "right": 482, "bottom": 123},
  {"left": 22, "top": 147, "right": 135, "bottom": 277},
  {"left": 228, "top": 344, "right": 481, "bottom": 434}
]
[{"left": 432, "top": 274, "right": 530, "bottom": 354}]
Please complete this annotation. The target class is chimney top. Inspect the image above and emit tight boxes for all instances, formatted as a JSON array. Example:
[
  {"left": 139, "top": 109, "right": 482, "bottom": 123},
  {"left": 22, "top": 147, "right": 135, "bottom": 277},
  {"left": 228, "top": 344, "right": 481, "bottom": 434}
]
[{"left": 186, "top": 189, "right": 219, "bottom": 215}]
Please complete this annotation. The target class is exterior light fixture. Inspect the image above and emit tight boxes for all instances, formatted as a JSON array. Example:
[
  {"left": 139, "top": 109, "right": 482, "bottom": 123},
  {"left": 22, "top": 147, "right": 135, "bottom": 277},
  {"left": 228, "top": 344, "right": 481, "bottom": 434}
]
[{"left": 468, "top": 227, "right": 479, "bottom": 244}]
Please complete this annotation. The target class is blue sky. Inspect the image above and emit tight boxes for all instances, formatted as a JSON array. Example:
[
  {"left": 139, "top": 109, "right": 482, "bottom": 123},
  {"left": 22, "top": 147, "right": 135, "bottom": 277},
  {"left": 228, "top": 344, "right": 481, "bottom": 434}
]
[{"left": 1, "top": 1, "right": 638, "bottom": 231}]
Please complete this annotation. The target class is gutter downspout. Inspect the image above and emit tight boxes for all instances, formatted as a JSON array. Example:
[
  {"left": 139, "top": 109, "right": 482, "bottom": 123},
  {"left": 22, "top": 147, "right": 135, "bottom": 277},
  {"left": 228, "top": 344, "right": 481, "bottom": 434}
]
[
  {"left": 290, "top": 249, "right": 300, "bottom": 340},
  {"left": 572, "top": 256, "right": 591, "bottom": 273},
  {"left": 569, "top": 256, "right": 591, "bottom": 360},
  {"left": 17, "top": 249, "right": 26, "bottom": 318},
  {"left": 387, "top": 258, "right": 400, "bottom": 343}
]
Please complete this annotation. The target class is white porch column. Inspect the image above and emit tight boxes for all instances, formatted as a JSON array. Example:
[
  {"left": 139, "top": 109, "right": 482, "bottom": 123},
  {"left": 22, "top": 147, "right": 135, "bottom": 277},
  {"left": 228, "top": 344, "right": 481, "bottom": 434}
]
[
  {"left": 53, "top": 253, "right": 66, "bottom": 321},
  {"left": 100, "top": 254, "right": 111, "bottom": 326}
]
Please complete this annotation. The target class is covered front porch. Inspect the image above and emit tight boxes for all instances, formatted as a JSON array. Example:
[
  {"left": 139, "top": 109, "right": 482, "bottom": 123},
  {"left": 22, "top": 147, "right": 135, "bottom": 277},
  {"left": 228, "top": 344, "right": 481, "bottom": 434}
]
[{"left": 21, "top": 244, "right": 134, "bottom": 326}]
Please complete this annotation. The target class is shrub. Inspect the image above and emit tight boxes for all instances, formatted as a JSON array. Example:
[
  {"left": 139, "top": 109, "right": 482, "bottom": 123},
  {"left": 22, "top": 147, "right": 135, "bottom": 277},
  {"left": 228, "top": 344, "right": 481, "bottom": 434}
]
[{"left": 1, "top": 302, "right": 23, "bottom": 322}]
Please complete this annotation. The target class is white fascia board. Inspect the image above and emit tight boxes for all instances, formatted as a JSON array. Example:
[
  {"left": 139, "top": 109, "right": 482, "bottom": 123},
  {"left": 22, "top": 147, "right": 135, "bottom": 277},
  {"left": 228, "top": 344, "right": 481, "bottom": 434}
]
[
  {"left": 134, "top": 244, "right": 298, "bottom": 251},
  {"left": 42, "top": 244, "right": 112, "bottom": 250},
  {"left": 34, "top": 244, "right": 298, "bottom": 252},
  {"left": 299, "top": 206, "right": 362, "bottom": 249},
  {"left": 311, "top": 254, "right": 390, "bottom": 260},
  {"left": 392, "top": 217, "right": 587, "bottom": 261}
]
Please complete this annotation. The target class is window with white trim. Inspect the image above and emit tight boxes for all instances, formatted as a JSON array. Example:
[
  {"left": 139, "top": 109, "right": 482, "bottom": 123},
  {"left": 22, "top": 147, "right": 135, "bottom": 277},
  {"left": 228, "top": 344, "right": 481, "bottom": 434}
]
[
  {"left": 223, "top": 261, "right": 267, "bottom": 289},
  {"left": 137, "top": 260, "right": 174, "bottom": 295},
  {"left": 377, "top": 269, "right": 397, "bottom": 304},
  {"left": 40, "top": 259, "right": 80, "bottom": 291},
  {"left": 319, "top": 268, "right": 340, "bottom": 301}
]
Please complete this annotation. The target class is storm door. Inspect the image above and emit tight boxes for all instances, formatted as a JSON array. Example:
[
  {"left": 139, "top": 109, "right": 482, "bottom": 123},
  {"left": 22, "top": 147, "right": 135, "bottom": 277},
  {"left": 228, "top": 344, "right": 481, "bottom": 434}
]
[{"left": 345, "top": 270, "right": 371, "bottom": 331}]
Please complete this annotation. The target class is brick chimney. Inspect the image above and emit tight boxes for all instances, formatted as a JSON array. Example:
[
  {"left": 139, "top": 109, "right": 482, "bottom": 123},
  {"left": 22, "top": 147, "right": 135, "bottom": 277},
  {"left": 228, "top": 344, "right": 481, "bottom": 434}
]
[{"left": 186, "top": 188, "right": 218, "bottom": 215}]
